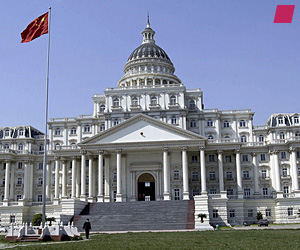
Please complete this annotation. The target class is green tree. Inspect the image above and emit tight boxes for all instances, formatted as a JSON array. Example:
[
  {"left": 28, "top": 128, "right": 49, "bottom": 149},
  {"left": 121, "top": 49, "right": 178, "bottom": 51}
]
[
  {"left": 257, "top": 212, "right": 263, "bottom": 221},
  {"left": 32, "top": 213, "right": 43, "bottom": 226}
]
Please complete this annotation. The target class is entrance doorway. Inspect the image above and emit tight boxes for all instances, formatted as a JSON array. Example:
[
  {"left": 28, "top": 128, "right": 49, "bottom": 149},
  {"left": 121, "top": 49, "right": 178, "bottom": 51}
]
[{"left": 138, "top": 173, "right": 155, "bottom": 201}]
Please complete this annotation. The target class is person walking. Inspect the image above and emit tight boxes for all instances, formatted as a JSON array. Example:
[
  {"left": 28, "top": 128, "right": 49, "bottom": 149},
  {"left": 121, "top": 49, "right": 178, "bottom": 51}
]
[{"left": 83, "top": 218, "right": 92, "bottom": 239}]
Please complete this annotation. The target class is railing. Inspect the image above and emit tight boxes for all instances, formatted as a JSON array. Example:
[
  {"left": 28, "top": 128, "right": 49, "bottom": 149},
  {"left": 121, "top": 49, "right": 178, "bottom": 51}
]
[
  {"left": 207, "top": 138, "right": 239, "bottom": 144},
  {"left": 106, "top": 83, "right": 184, "bottom": 91},
  {"left": 242, "top": 142, "right": 267, "bottom": 147},
  {"left": 244, "top": 195, "right": 273, "bottom": 200},
  {"left": 283, "top": 193, "right": 295, "bottom": 198},
  {"left": 227, "top": 195, "right": 238, "bottom": 200},
  {"left": 208, "top": 194, "right": 222, "bottom": 199},
  {"left": 58, "top": 145, "right": 78, "bottom": 150},
  {"left": 0, "top": 149, "right": 14, "bottom": 153}
]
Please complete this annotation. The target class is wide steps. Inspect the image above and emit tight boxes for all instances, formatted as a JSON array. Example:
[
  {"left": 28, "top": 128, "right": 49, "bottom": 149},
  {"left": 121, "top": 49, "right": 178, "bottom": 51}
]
[
  {"left": 74, "top": 200, "right": 194, "bottom": 232},
  {"left": 18, "top": 235, "right": 40, "bottom": 242}
]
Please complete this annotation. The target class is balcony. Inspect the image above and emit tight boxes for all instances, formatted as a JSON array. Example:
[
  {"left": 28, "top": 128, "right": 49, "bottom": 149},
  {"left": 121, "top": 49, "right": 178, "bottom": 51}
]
[
  {"left": 111, "top": 106, "right": 122, "bottom": 111},
  {"left": 207, "top": 138, "right": 239, "bottom": 144},
  {"left": 149, "top": 104, "right": 161, "bottom": 110},
  {"left": 130, "top": 105, "right": 141, "bottom": 111},
  {"left": 168, "top": 103, "right": 180, "bottom": 109},
  {"left": 281, "top": 175, "right": 291, "bottom": 180}
]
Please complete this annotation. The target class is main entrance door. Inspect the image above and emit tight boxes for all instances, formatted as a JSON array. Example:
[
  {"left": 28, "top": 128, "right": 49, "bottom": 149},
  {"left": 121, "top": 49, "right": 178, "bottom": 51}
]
[{"left": 138, "top": 173, "right": 155, "bottom": 201}]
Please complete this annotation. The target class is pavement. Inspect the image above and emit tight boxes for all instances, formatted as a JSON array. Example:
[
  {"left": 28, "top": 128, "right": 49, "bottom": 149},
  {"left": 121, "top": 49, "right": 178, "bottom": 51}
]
[{"left": 232, "top": 224, "right": 300, "bottom": 230}]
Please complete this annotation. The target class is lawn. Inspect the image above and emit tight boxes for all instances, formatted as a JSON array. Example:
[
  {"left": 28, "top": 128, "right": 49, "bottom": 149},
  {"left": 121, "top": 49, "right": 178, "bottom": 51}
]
[{"left": 1, "top": 230, "right": 300, "bottom": 249}]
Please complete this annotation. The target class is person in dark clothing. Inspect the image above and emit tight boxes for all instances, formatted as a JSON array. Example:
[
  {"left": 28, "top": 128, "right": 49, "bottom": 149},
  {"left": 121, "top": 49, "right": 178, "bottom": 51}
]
[{"left": 83, "top": 219, "right": 92, "bottom": 239}]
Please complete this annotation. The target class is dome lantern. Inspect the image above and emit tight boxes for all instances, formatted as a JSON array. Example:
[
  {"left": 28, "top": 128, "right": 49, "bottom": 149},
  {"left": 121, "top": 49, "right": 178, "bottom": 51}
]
[{"left": 142, "top": 15, "right": 155, "bottom": 44}]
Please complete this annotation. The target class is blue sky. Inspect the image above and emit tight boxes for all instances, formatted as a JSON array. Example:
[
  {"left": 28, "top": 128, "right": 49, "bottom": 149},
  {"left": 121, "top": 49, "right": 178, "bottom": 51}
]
[{"left": 0, "top": 0, "right": 299, "bottom": 131}]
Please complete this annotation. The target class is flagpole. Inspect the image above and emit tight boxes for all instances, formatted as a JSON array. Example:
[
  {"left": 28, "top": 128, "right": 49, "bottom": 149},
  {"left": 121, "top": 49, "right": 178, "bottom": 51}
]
[{"left": 42, "top": 6, "right": 51, "bottom": 228}]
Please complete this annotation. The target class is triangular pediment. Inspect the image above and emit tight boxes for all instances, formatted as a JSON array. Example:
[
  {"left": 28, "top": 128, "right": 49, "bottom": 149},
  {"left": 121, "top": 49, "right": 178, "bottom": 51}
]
[{"left": 79, "top": 114, "right": 206, "bottom": 147}]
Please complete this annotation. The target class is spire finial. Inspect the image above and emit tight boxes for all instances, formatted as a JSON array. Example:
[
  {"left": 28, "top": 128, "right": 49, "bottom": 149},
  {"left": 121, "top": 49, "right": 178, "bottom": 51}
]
[{"left": 147, "top": 12, "right": 150, "bottom": 28}]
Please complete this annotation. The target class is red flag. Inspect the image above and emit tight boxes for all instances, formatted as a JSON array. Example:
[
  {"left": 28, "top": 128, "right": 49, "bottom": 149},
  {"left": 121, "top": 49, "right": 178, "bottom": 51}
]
[{"left": 21, "top": 12, "right": 48, "bottom": 43}]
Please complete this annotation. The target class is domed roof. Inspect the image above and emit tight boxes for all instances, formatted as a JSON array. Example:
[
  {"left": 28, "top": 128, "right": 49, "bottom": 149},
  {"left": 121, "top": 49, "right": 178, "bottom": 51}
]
[{"left": 127, "top": 43, "right": 171, "bottom": 63}]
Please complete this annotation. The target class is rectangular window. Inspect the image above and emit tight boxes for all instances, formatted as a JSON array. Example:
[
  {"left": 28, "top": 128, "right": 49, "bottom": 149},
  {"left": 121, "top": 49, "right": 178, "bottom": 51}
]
[
  {"left": 18, "top": 162, "right": 23, "bottom": 169},
  {"left": 243, "top": 171, "right": 250, "bottom": 179},
  {"left": 210, "top": 188, "right": 217, "bottom": 194},
  {"left": 17, "top": 178, "right": 22, "bottom": 185},
  {"left": 38, "top": 162, "right": 43, "bottom": 170},
  {"left": 209, "top": 171, "right": 216, "bottom": 180},
  {"left": 282, "top": 168, "right": 288, "bottom": 176},
  {"left": 16, "top": 195, "right": 22, "bottom": 201},
  {"left": 213, "top": 209, "right": 218, "bottom": 218},
  {"left": 266, "top": 209, "right": 271, "bottom": 217},
  {"left": 242, "top": 155, "right": 248, "bottom": 162},
  {"left": 260, "top": 154, "right": 266, "bottom": 161},
  {"left": 37, "top": 195, "right": 43, "bottom": 202},
  {"left": 298, "top": 168, "right": 300, "bottom": 176},
  {"left": 244, "top": 188, "right": 251, "bottom": 196},
  {"left": 190, "top": 120, "right": 197, "bottom": 128},
  {"left": 261, "top": 170, "right": 267, "bottom": 179},
  {"left": 113, "top": 172, "right": 117, "bottom": 182},
  {"left": 208, "top": 155, "right": 215, "bottom": 162},
  {"left": 229, "top": 209, "right": 235, "bottom": 218},
  {"left": 283, "top": 186, "right": 289, "bottom": 194},
  {"left": 192, "top": 190, "right": 200, "bottom": 196},
  {"left": 288, "top": 208, "right": 293, "bottom": 216},
  {"left": 263, "top": 188, "right": 268, "bottom": 196},
  {"left": 10, "top": 216, "right": 15, "bottom": 223},
  {"left": 174, "top": 189, "right": 180, "bottom": 200},
  {"left": 226, "top": 171, "right": 233, "bottom": 179},
  {"left": 227, "top": 188, "right": 233, "bottom": 196},
  {"left": 297, "top": 151, "right": 300, "bottom": 159},
  {"left": 3, "top": 163, "right": 6, "bottom": 170},
  {"left": 145, "top": 182, "right": 150, "bottom": 187},
  {"left": 191, "top": 155, "right": 198, "bottom": 163},
  {"left": 248, "top": 209, "right": 253, "bottom": 218},
  {"left": 225, "top": 155, "right": 231, "bottom": 163},
  {"left": 281, "top": 152, "right": 287, "bottom": 159},
  {"left": 192, "top": 172, "right": 199, "bottom": 180},
  {"left": 174, "top": 170, "right": 179, "bottom": 180}
]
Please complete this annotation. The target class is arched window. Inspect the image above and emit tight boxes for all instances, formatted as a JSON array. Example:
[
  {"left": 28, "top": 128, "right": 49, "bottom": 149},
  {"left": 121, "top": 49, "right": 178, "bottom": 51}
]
[
  {"left": 241, "top": 135, "right": 247, "bottom": 143},
  {"left": 294, "top": 116, "right": 299, "bottom": 124},
  {"left": 18, "top": 143, "right": 24, "bottom": 151},
  {"left": 259, "top": 134, "right": 264, "bottom": 142},
  {"left": 189, "top": 100, "right": 196, "bottom": 110},
  {"left": 150, "top": 96, "right": 157, "bottom": 105},
  {"left": 84, "top": 125, "right": 90, "bottom": 133},
  {"left": 100, "top": 124, "right": 105, "bottom": 132},
  {"left": 239, "top": 120, "right": 246, "bottom": 127},
  {"left": 55, "top": 128, "right": 61, "bottom": 136},
  {"left": 223, "top": 120, "right": 229, "bottom": 128},
  {"left": 99, "top": 104, "right": 105, "bottom": 112},
  {"left": 295, "top": 131, "right": 300, "bottom": 138},
  {"left": 208, "top": 134, "right": 214, "bottom": 140},
  {"left": 280, "top": 132, "right": 285, "bottom": 140},
  {"left": 55, "top": 143, "right": 60, "bottom": 150},
  {"left": 171, "top": 116, "right": 177, "bottom": 124},
  {"left": 170, "top": 95, "right": 176, "bottom": 105},
  {"left": 70, "top": 127, "right": 76, "bottom": 135},
  {"left": 278, "top": 116, "right": 283, "bottom": 124},
  {"left": 207, "top": 119, "right": 213, "bottom": 127},
  {"left": 131, "top": 97, "right": 138, "bottom": 106},
  {"left": 113, "top": 98, "right": 120, "bottom": 107}
]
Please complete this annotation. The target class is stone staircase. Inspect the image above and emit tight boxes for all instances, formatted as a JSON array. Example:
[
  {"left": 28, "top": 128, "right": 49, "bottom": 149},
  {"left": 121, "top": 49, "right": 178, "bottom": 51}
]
[
  {"left": 74, "top": 200, "right": 194, "bottom": 232},
  {"left": 18, "top": 235, "right": 40, "bottom": 242}
]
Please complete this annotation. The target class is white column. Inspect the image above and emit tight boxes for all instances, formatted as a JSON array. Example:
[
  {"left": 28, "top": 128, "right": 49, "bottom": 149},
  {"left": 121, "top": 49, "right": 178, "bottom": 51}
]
[
  {"left": 290, "top": 148, "right": 299, "bottom": 191},
  {"left": 4, "top": 161, "right": 10, "bottom": 201},
  {"left": 76, "top": 158, "right": 81, "bottom": 198},
  {"left": 80, "top": 151, "right": 87, "bottom": 200},
  {"left": 163, "top": 147, "right": 170, "bottom": 200},
  {"left": 273, "top": 151, "right": 281, "bottom": 192},
  {"left": 46, "top": 161, "right": 51, "bottom": 200},
  {"left": 200, "top": 147, "right": 207, "bottom": 194},
  {"left": 252, "top": 153, "right": 259, "bottom": 194},
  {"left": 62, "top": 160, "right": 67, "bottom": 198},
  {"left": 235, "top": 150, "right": 243, "bottom": 197},
  {"left": 88, "top": 156, "right": 94, "bottom": 201},
  {"left": 116, "top": 149, "right": 122, "bottom": 202},
  {"left": 9, "top": 162, "right": 15, "bottom": 200},
  {"left": 23, "top": 161, "right": 29, "bottom": 200},
  {"left": 218, "top": 150, "right": 224, "bottom": 192},
  {"left": 29, "top": 162, "right": 33, "bottom": 201},
  {"left": 104, "top": 157, "right": 110, "bottom": 202},
  {"left": 182, "top": 147, "right": 189, "bottom": 200},
  {"left": 77, "top": 123, "right": 82, "bottom": 142},
  {"left": 122, "top": 155, "right": 127, "bottom": 201},
  {"left": 54, "top": 158, "right": 60, "bottom": 199},
  {"left": 98, "top": 151, "right": 104, "bottom": 202},
  {"left": 130, "top": 172, "right": 136, "bottom": 201},
  {"left": 71, "top": 157, "right": 77, "bottom": 198}
]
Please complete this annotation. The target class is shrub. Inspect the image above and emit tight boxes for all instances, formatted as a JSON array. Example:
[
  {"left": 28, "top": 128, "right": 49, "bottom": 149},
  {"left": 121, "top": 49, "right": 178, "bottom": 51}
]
[{"left": 257, "top": 212, "right": 263, "bottom": 221}]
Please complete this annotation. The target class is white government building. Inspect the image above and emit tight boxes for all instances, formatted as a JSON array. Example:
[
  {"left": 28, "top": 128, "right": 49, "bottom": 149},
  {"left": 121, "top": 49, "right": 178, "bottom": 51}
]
[{"left": 0, "top": 20, "right": 300, "bottom": 227}]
